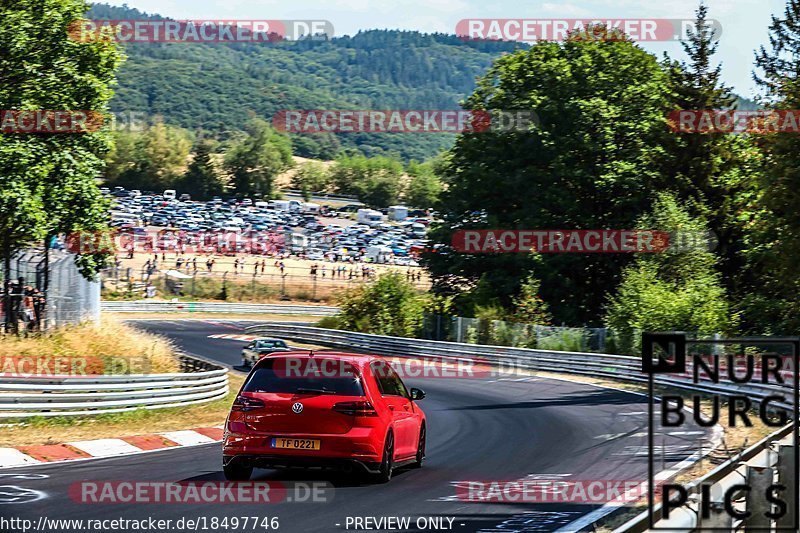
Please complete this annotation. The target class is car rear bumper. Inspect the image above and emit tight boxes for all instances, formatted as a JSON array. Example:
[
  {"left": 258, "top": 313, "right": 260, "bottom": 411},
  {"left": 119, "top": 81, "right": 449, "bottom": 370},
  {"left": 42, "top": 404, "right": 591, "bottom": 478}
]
[
  {"left": 223, "top": 427, "right": 383, "bottom": 469},
  {"left": 223, "top": 453, "right": 381, "bottom": 473}
]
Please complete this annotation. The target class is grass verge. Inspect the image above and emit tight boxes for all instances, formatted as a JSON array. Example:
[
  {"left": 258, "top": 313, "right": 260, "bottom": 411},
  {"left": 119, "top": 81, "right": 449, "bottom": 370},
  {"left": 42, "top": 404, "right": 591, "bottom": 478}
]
[{"left": 1, "top": 317, "right": 180, "bottom": 374}]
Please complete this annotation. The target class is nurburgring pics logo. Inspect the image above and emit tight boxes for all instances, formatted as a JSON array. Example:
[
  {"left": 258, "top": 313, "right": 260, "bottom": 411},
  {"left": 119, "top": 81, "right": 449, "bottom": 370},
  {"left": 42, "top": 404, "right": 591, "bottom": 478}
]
[
  {"left": 455, "top": 19, "right": 721, "bottom": 42},
  {"left": 68, "top": 20, "right": 333, "bottom": 43},
  {"left": 643, "top": 333, "right": 799, "bottom": 531},
  {"left": 451, "top": 229, "right": 716, "bottom": 253},
  {"left": 272, "top": 110, "right": 538, "bottom": 133}
]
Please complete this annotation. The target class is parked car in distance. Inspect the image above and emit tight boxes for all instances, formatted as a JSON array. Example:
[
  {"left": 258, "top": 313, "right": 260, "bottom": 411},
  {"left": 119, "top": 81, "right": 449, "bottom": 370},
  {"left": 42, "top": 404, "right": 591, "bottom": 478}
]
[{"left": 241, "top": 338, "right": 293, "bottom": 367}]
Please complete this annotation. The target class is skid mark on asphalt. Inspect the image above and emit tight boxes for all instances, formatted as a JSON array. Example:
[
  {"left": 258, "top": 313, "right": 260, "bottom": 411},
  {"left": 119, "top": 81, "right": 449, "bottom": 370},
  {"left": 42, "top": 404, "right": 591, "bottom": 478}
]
[{"left": 0, "top": 475, "right": 49, "bottom": 505}]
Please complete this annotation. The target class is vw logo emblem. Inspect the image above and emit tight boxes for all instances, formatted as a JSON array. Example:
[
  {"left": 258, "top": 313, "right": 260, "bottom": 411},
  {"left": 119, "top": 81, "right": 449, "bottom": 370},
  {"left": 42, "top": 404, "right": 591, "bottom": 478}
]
[{"left": 292, "top": 402, "right": 304, "bottom": 414}]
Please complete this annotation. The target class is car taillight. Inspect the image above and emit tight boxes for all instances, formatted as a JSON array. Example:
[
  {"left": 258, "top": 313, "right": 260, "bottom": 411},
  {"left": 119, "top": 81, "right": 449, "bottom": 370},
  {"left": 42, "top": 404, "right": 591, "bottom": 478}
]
[
  {"left": 232, "top": 395, "right": 265, "bottom": 412},
  {"left": 332, "top": 401, "right": 377, "bottom": 416}
]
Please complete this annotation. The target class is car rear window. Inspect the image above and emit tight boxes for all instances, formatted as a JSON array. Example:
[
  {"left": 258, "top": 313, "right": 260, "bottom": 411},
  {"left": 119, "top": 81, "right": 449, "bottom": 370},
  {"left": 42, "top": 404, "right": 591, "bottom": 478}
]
[
  {"left": 256, "top": 340, "right": 285, "bottom": 348},
  {"left": 243, "top": 357, "right": 365, "bottom": 396}
]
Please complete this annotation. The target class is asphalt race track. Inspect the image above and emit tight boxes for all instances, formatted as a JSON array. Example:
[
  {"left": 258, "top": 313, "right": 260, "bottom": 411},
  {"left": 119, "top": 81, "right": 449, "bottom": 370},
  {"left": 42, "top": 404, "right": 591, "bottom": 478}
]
[{"left": 0, "top": 319, "right": 713, "bottom": 533}]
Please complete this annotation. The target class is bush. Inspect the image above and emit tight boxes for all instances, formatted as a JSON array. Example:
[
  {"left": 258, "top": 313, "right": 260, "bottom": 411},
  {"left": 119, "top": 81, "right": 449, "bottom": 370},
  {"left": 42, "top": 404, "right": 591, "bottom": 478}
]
[
  {"left": 335, "top": 273, "right": 425, "bottom": 337},
  {"left": 536, "top": 328, "right": 589, "bottom": 352},
  {"left": 604, "top": 193, "right": 734, "bottom": 353}
]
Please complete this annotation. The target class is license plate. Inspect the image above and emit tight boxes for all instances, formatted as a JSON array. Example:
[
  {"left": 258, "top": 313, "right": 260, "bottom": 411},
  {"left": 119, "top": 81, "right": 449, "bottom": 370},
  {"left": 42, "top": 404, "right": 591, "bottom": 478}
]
[{"left": 271, "top": 438, "right": 320, "bottom": 450}]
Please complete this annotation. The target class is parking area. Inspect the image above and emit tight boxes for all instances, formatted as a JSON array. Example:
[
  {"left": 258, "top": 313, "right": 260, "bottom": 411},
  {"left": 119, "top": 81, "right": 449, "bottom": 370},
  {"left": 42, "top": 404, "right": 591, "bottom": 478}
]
[
  {"left": 100, "top": 187, "right": 433, "bottom": 300},
  {"left": 104, "top": 187, "right": 431, "bottom": 265}
]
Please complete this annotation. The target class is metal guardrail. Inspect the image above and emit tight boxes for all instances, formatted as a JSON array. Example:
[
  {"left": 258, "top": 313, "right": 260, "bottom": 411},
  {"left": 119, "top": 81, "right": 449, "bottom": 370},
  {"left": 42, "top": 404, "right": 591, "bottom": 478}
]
[
  {"left": 243, "top": 325, "right": 796, "bottom": 411},
  {"left": 101, "top": 301, "right": 339, "bottom": 316},
  {"left": 244, "top": 324, "right": 798, "bottom": 532},
  {"left": 615, "top": 424, "right": 796, "bottom": 532},
  {"left": 0, "top": 354, "right": 229, "bottom": 418}
]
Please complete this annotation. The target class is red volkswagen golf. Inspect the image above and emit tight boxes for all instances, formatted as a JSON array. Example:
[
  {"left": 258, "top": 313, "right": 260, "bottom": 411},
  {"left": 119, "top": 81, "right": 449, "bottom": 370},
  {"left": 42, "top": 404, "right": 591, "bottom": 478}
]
[{"left": 223, "top": 352, "right": 426, "bottom": 482}]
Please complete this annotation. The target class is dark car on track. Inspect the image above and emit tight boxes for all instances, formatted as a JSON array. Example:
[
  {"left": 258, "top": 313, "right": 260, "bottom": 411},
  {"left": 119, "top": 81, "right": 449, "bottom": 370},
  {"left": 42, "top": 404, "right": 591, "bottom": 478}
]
[
  {"left": 223, "top": 352, "right": 426, "bottom": 483},
  {"left": 241, "top": 338, "right": 293, "bottom": 367}
]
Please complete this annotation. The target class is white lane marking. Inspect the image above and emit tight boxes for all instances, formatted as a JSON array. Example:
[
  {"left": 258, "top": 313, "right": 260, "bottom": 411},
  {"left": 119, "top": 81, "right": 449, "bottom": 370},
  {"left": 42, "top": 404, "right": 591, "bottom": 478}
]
[
  {"left": 594, "top": 430, "right": 705, "bottom": 440},
  {"left": 160, "top": 430, "right": 215, "bottom": 446},
  {"left": 66, "top": 439, "right": 143, "bottom": 458},
  {"left": 555, "top": 424, "right": 724, "bottom": 533},
  {"left": 613, "top": 444, "right": 695, "bottom": 457},
  {"left": 0, "top": 449, "right": 40, "bottom": 468}
]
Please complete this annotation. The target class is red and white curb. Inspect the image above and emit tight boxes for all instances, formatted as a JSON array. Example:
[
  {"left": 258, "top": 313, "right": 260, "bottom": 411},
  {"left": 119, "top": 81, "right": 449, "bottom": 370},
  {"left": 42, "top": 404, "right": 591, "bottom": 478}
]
[
  {"left": 208, "top": 333, "right": 259, "bottom": 341},
  {"left": 0, "top": 425, "right": 224, "bottom": 468}
]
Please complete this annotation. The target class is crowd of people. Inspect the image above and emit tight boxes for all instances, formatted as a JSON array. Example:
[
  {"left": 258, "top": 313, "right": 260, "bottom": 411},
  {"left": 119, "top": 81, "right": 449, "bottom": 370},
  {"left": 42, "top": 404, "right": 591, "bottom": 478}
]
[{"left": 1, "top": 277, "right": 46, "bottom": 334}]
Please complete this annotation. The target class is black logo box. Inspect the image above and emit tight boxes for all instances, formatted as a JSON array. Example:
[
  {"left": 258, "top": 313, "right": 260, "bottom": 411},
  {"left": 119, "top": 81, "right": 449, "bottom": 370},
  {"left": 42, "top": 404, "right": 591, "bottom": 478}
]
[{"left": 643, "top": 332, "right": 800, "bottom": 531}]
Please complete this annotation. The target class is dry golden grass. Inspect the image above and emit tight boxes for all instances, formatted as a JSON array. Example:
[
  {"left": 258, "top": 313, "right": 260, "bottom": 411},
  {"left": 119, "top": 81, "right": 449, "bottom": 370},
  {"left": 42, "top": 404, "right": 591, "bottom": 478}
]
[{"left": 0, "top": 316, "right": 180, "bottom": 375}]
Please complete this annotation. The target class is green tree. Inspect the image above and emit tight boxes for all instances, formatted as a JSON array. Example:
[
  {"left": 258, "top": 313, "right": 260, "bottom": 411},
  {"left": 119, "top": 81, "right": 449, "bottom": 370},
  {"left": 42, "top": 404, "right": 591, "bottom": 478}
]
[
  {"left": 335, "top": 273, "right": 425, "bottom": 337},
  {"left": 105, "top": 121, "right": 193, "bottom": 191},
  {"left": 426, "top": 32, "right": 674, "bottom": 325},
  {"left": 664, "top": 3, "right": 753, "bottom": 292},
  {"left": 290, "top": 161, "right": 330, "bottom": 200},
  {"left": 223, "top": 117, "right": 293, "bottom": 198},
  {"left": 605, "top": 193, "right": 733, "bottom": 353},
  {"left": 404, "top": 160, "right": 442, "bottom": 208},
  {"left": 329, "top": 155, "right": 403, "bottom": 207},
  {"left": 510, "top": 274, "right": 552, "bottom": 325},
  {"left": 180, "top": 139, "right": 223, "bottom": 200},
  {"left": 745, "top": 0, "right": 800, "bottom": 332},
  {"left": 0, "top": 0, "right": 123, "bottom": 282}
]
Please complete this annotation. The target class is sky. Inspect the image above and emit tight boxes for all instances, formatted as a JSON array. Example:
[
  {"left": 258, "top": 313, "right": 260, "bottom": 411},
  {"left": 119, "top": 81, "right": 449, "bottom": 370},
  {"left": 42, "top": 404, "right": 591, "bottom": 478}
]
[{"left": 101, "top": 0, "right": 788, "bottom": 99}]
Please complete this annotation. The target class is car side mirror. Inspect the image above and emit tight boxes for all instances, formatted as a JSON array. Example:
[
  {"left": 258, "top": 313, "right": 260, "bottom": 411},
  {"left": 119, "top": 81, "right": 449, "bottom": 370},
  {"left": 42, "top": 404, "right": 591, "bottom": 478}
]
[{"left": 410, "top": 388, "right": 425, "bottom": 401}]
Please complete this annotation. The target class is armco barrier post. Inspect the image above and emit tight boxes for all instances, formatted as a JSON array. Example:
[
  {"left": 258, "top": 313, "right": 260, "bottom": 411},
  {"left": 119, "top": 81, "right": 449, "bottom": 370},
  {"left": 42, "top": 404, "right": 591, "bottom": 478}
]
[
  {"left": 777, "top": 444, "right": 797, "bottom": 531},
  {"left": 744, "top": 465, "right": 774, "bottom": 531},
  {"left": 697, "top": 501, "right": 734, "bottom": 529}
]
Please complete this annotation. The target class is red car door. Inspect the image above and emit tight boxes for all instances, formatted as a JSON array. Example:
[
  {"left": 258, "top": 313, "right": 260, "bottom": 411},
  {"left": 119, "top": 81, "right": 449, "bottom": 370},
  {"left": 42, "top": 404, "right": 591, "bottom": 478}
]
[{"left": 371, "top": 362, "right": 418, "bottom": 458}]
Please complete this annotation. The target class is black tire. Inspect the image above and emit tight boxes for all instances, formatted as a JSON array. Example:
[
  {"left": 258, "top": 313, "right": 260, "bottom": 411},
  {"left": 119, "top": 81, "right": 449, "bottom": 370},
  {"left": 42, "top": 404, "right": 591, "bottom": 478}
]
[
  {"left": 373, "top": 432, "right": 394, "bottom": 483},
  {"left": 411, "top": 424, "right": 425, "bottom": 468},
  {"left": 223, "top": 463, "right": 253, "bottom": 481}
]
